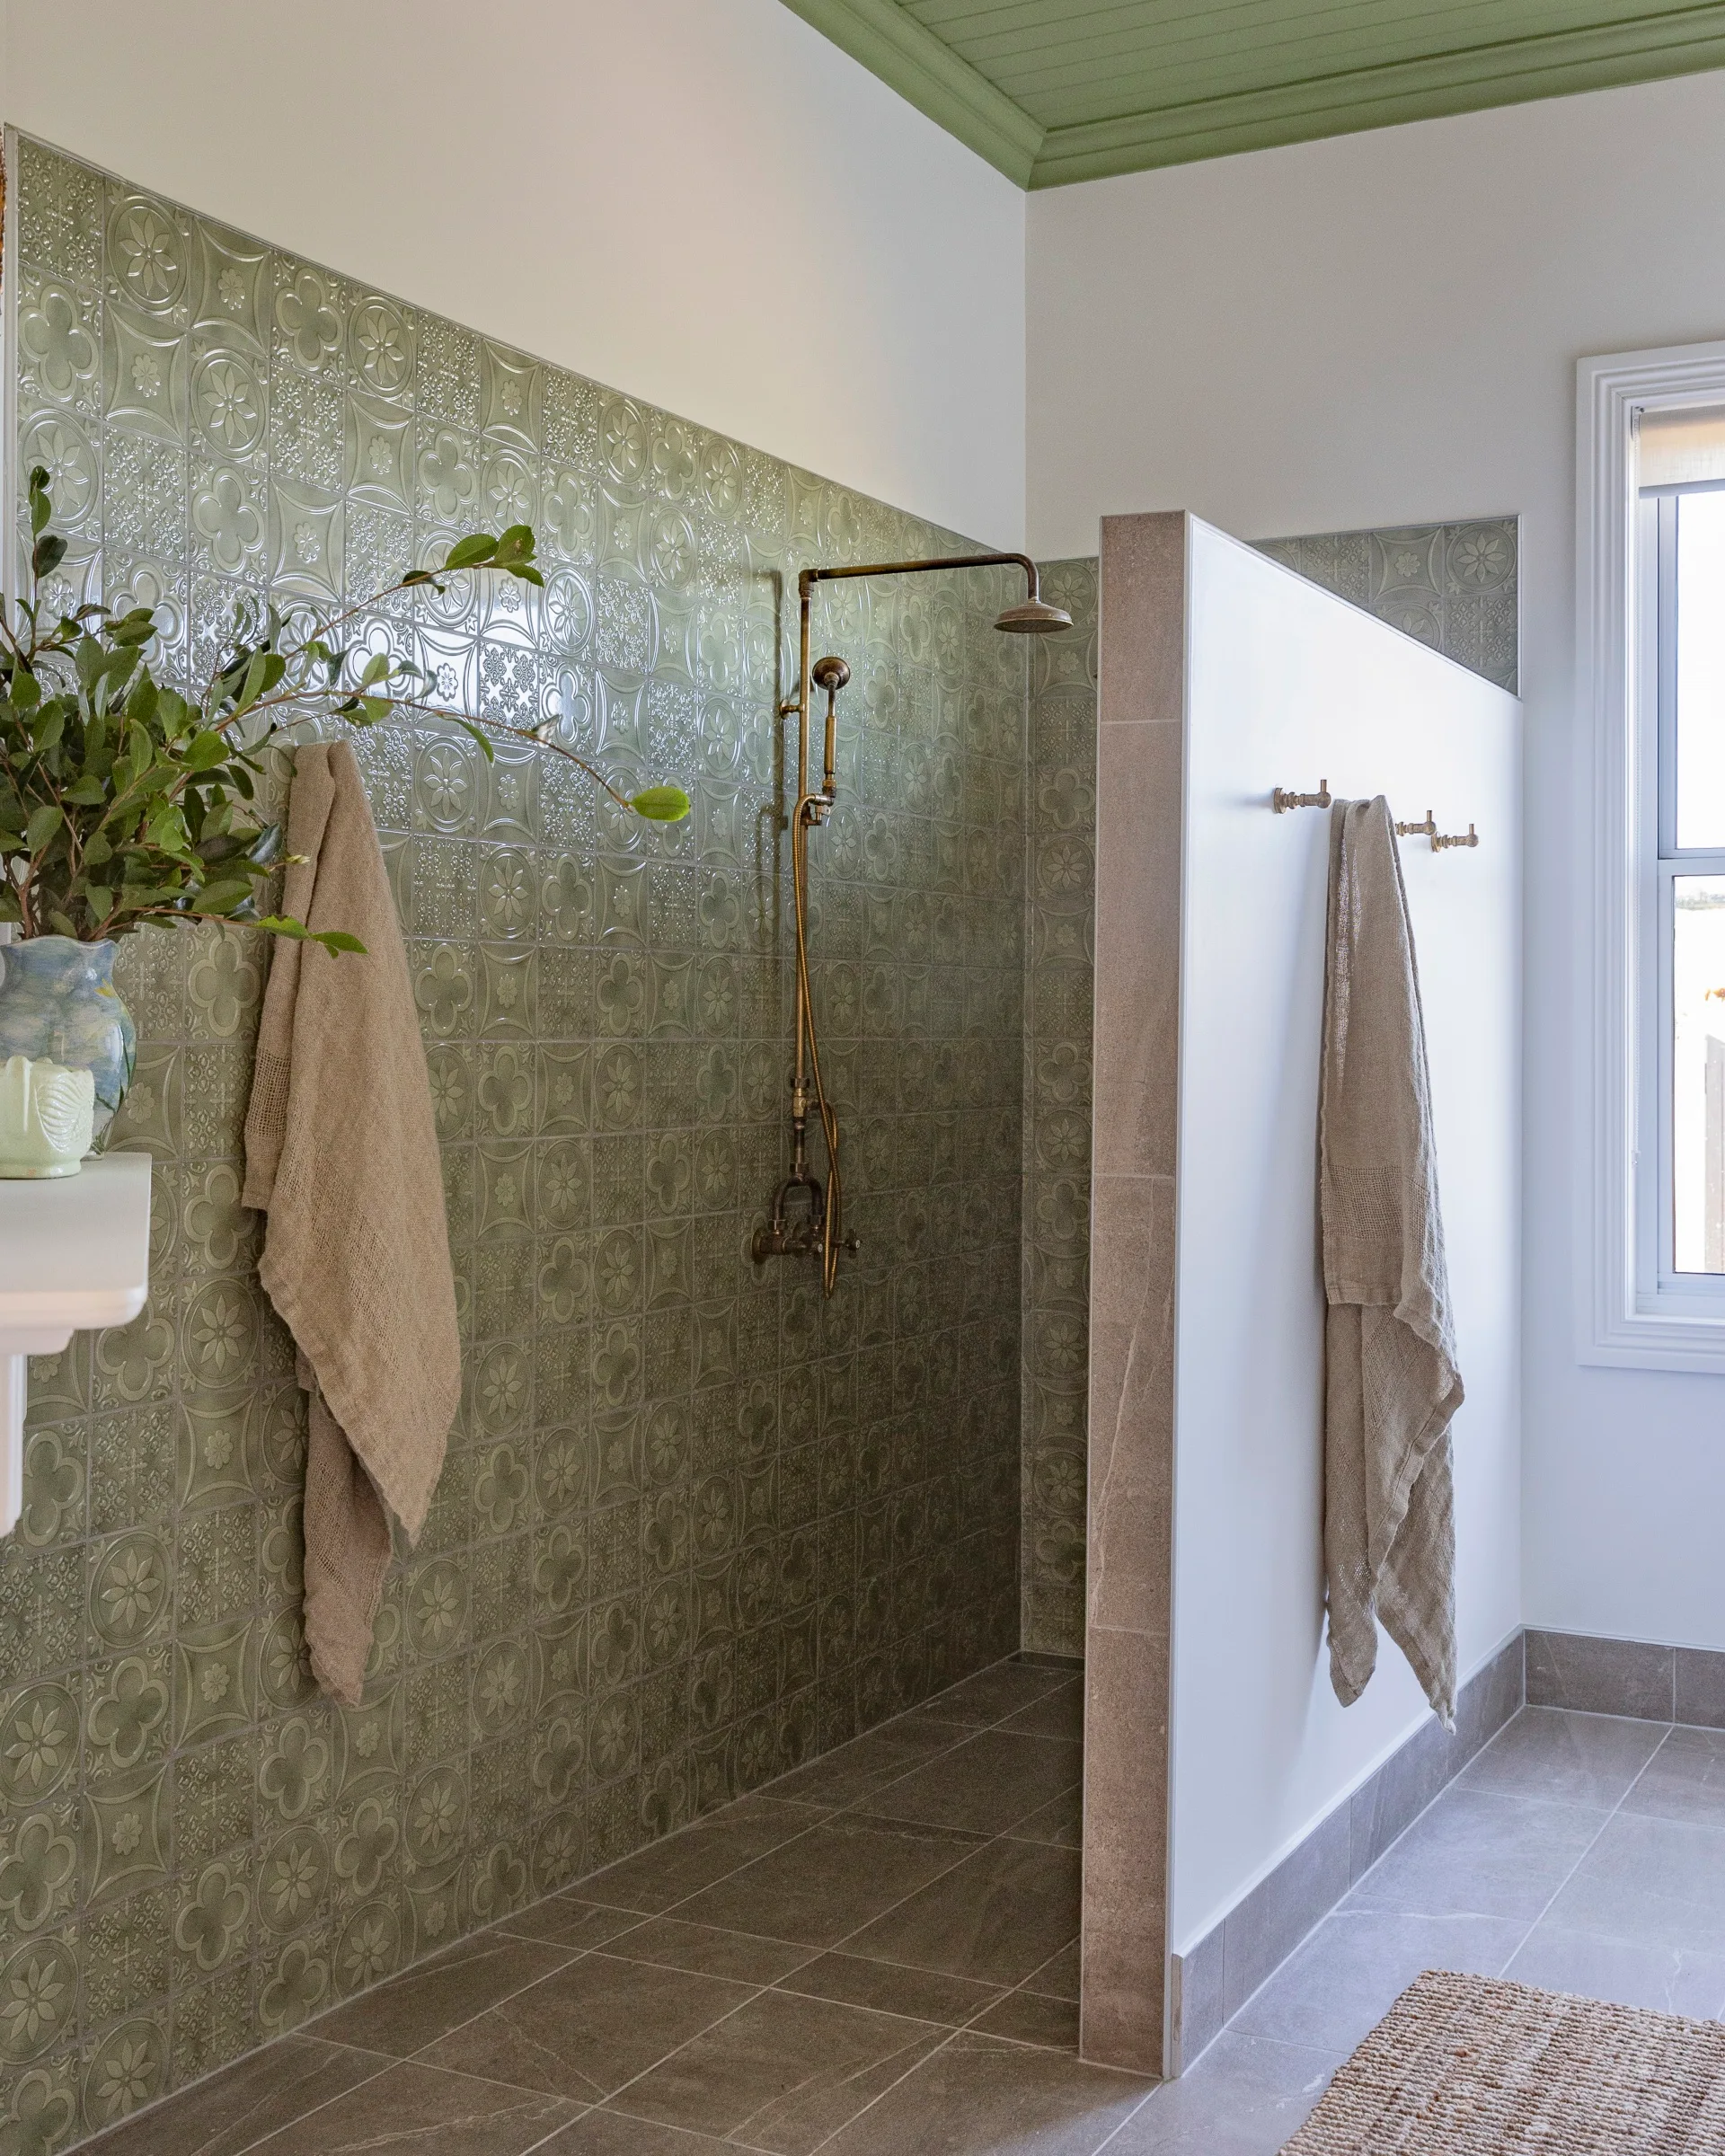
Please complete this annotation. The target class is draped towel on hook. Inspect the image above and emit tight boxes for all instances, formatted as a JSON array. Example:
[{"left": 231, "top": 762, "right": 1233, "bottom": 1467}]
[{"left": 1320, "top": 796, "right": 1463, "bottom": 1729}]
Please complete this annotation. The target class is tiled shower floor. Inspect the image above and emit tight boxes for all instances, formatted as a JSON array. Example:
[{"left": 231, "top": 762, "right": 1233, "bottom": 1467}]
[{"left": 86, "top": 1686, "right": 1725, "bottom": 2156}]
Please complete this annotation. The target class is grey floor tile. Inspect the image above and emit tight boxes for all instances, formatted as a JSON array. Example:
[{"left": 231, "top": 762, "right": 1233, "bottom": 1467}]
[
  {"left": 909, "top": 1662, "right": 1072, "bottom": 1728},
  {"left": 608, "top": 1987, "right": 945, "bottom": 2154},
  {"left": 765, "top": 1717, "right": 969, "bottom": 1808},
  {"left": 413, "top": 1951, "right": 756, "bottom": 2103},
  {"left": 675, "top": 1816, "right": 980, "bottom": 1947},
  {"left": 310, "top": 1933, "right": 577, "bottom": 2058},
  {"left": 1535, "top": 1808, "right": 1725, "bottom": 1955},
  {"left": 496, "top": 1899, "right": 644, "bottom": 1950},
  {"left": 602, "top": 1916, "right": 815, "bottom": 1984},
  {"left": 843, "top": 1837, "right": 1080, "bottom": 1986},
  {"left": 1342, "top": 1787, "right": 1604, "bottom": 1921},
  {"left": 538, "top": 2116, "right": 733, "bottom": 2156},
  {"left": 571, "top": 1799, "right": 820, "bottom": 1916},
  {"left": 862, "top": 1730, "right": 1082, "bottom": 1835},
  {"left": 1456, "top": 1706, "right": 1664, "bottom": 1809},
  {"left": 1009, "top": 1783, "right": 1084, "bottom": 1850},
  {"left": 1000, "top": 1681, "right": 1084, "bottom": 1742},
  {"left": 774, "top": 1951, "right": 1005, "bottom": 2028},
  {"left": 1621, "top": 1726, "right": 1725, "bottom": 1826},
  {"left": 1024, "top": 1940, "right": 1081, "bottom": 2002},
  {"left": 83, "top": 2037, "right": 393, "bottom": 2156},
  {"left": 1504, "top": 1917, "right": 1725, "bottom": 2019},
  {"left": 818, "top": 2030, "right": 1151, "bottom": 2156},
  {"left": 1230, "top": 1909, "right": 1523, "bottom": 2055},
  {"left": 244, "top": 2060, "right": 580, "bottom": 2156},
  {"left": 970, "top": 1988, "right": 1081, "bottom": 2051},
  {"left": 1108, "top": 2033, "right": 1336, "bottom": 2156}
]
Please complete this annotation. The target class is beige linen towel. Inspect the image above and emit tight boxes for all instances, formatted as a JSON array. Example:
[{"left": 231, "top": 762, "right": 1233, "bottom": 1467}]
[
  {"left": 1321, "top": 796, "right": 1464, "bottom": 1728},
  {"left": 243, "top": 742, "right": 459, "bottom": 1706}
]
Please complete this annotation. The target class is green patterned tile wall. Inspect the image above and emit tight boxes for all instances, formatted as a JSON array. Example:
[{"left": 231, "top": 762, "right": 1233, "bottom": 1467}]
[
  {"left": 1018, "top": 524, "right": 1518, "bottom": 1657},
  {"left": 1019, "top": 561, "right": 1096, "bottom": 1657},
  {"left": 4, "top": 133, "right": 1025, "bottom": 2145},
  {"left": 1256, "top": 520, "right": 1519, "bottom": 692}
]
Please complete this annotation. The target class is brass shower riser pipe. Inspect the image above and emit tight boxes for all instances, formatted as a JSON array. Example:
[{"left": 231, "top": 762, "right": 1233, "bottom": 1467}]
[{"left": 758, "top": 552, "right": 1069, "bottom": 1295}]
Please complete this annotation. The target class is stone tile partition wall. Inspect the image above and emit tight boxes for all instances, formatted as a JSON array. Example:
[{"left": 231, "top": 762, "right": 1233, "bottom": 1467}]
[
  {"left": 4, "top": 133, "right": 1027, "bottom": 2145},
  {"left": 1018, "top": 520, "right": 1518, "bottom": 1663},
  {"left": 1079, "top": 511, "right": 1188, "bottom": 2078}
]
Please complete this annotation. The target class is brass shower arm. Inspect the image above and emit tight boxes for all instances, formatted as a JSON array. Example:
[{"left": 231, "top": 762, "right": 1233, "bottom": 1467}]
[{"left": 797, "top": 552, "right": 1047, "bottom": 601}]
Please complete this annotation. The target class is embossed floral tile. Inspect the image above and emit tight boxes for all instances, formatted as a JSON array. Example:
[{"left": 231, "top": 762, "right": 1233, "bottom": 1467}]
[{"left": 7, "top": 128, "right": 1025, "bottom": 2145}]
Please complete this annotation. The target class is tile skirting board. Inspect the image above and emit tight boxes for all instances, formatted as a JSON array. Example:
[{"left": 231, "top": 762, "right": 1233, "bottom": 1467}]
[
  {"left": 1525, "top": 1626, "right": 1725, "bottom": 1725},
  {"left": 1165, "top": 1630, "right": 1526, "bottom": 2074}
]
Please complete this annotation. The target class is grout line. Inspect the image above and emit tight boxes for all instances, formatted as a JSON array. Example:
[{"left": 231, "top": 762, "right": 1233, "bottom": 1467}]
[
  {"left": 122, "top": 2041, "right": 401, "bottom": 2156},
  {"left": 1487, "top": 1710, "right": 1676, "bottom": 1979},
  {"left": 798, "top": 2028, "right": 967, "bottom": 2156}
]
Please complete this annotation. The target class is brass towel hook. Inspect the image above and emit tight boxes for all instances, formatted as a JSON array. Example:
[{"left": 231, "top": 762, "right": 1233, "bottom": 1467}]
[
  {"left": 1271, "top": 780, "right": 1331, "bottom": 813},
  {"left": 1394, "top": 809, "right": 1437, "bottom": 840},
  {"left": 1433, "top": 822, "right": 1479, "bottom": 852}
]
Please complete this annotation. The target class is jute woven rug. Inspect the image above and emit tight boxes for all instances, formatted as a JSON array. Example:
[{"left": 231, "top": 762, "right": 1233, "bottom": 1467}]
[{"left": 1284, "top": 1968, "right": 1725, "bottom": 2152}]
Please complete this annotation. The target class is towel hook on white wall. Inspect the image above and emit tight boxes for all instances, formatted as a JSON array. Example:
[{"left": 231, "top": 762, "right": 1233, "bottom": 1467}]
[
  {"left": 1271, "top": 787, "right": 1482, "bottom": 853},
  {"left": 1271, "top": 779, "right": 1331, "bottom": 813}
]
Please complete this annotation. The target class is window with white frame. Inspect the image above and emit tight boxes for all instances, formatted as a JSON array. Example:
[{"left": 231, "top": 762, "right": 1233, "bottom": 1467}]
[{"left": 1581, "top": 346, "right": 1725, "bottom": 1367}]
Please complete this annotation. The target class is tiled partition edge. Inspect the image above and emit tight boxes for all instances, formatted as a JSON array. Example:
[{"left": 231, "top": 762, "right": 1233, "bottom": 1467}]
[
  {"left": 1080, "top": 513, "right": 1186, "bottom": 2077},
  {"left": 1169, "top": 1632, "right": 1527, "bottom": 2073}
]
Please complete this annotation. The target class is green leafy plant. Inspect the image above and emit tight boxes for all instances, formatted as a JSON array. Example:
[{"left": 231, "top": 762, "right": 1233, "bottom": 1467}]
[{"left": 0, "top": 469, "right": 691, "bottom": 954}]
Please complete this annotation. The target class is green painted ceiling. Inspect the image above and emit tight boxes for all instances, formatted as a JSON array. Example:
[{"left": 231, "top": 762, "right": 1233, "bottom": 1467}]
[{"left": 779, "top": 0, "right": 1725, "bottom": 184}]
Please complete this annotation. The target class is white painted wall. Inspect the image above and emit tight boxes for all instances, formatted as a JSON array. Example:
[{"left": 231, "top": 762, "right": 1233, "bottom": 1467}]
[
  {"left": 0, "top": 0, "right": 1026, "bottom": 547},
  {"left": 1171, "top": 521, "right": 1522, "bottom": 1947},
  {"left": 1029, "top": 71, "right": 1725, "bottom": 1652}
]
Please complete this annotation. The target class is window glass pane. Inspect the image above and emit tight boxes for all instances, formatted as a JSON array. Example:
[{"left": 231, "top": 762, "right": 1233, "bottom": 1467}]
[
  {"left": 1673, "top": 875, "right": 1725, "bottom": 1272},
  {"left": 1676, "top": 491, "right": 1725, "bottom": 848}
]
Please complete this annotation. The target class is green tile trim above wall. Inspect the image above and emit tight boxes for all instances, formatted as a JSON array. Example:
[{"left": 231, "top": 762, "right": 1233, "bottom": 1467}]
[
  {"left": 779, "top": 0, "right": 1725, "bottom": 186},
  {"left": 6, "top": 132, "right": 1025, "bottom": 2147}
]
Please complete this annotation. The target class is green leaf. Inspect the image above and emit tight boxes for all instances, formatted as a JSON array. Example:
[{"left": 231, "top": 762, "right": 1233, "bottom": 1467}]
[
  {"left": 24, "top": 803, "right": 62, "bottom": 851},
  {"left": 64, "top": 777, "right": 106, "bottom": 806},
  {"left": 183, "top": 730, "right": 231, "bottom": 773},
  {"left": 195, "top": 878, "right": 254, "bottom": 915},
  {"left": 452, "top": 716, "right": 496, "bottom": 763},
  {"left": 629, "top": 786, "right": 693, "bottom": 824},
  {"left": 254, "top": 915, "right": 368, "bottom": 956},
  {"left": 31, "top": 533, "right": 66, "bottom": 581},
  {"left": 442, "top": 534, "right": 499, "bottom": 570}
]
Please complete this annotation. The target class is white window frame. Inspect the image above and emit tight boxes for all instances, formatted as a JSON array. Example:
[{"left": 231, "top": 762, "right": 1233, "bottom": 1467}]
[{"left": 1580, "top": 339, "right": 1725, "bottom": 1370}]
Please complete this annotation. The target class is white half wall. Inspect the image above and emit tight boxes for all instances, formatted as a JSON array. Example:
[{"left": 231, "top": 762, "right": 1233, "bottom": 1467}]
[
  {"left": 0, "top": 0, "right": 1026, "bottom": 547},
  {"left": 1028, "top": 70, "right": 1725, "bottom": 1651},
  {"left": 1171, "top": 521, "right": 1521, "bottom": 1948}
]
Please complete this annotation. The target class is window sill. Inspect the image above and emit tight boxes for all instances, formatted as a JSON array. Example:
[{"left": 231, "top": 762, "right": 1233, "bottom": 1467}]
[{"left": 1584, "top": 1301, "right": 1725, "bottom": 1374}]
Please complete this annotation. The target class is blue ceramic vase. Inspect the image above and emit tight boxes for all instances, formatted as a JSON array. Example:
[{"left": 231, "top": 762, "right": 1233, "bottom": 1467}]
[{"left": 0, "top": 936, "right": 136, "bottom": 1145}]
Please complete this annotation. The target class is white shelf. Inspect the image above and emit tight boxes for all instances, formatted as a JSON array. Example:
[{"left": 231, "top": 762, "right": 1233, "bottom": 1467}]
[{"left": 0, "top": 1153, "right": 152, "bottom": 1533}]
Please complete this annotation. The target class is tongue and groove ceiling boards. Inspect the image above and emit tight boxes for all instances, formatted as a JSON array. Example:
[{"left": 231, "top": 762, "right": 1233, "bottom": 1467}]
[{"left": 778, "top": 0, "right": 1725, "bottom": 183}]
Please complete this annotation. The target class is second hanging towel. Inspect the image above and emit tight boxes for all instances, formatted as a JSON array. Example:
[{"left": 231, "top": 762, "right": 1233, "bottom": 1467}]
[{"left": 1320, "top": 795, "right": 1464, "bottom": 1729}]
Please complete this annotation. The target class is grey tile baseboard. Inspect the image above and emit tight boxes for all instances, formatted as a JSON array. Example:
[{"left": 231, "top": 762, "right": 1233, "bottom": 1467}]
[
  {"left": 1166, "top": 1630, "right": 1526, "bottom": 2074},
  {"left": 1525, "top": 1625, "right": 1725, "bottom": 1727}
]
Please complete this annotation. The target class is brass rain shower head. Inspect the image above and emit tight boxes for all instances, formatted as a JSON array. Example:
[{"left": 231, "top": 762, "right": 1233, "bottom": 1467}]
[{"left": 994, "top": 596, "right": 1074, "bottom": 634}]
